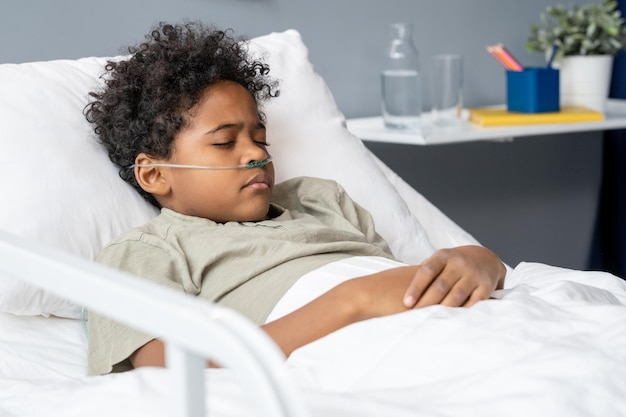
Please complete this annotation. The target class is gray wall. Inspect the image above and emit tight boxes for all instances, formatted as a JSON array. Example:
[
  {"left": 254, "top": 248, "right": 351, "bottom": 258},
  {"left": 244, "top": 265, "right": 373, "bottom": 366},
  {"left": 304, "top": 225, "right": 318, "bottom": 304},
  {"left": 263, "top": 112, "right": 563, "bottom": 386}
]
[{"left": 0, "top": 0, "right": 601, "bottom": 270}]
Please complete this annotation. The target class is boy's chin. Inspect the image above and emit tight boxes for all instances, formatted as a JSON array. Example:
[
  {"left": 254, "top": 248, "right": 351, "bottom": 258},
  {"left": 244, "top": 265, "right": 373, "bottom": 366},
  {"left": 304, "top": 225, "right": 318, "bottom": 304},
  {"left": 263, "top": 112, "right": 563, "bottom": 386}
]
[
  {"left": 241, "top": 206, "right": 272, "bottom": 222},
  {"left": 249, "top": 211, "right": 271, "bottom": 222}
]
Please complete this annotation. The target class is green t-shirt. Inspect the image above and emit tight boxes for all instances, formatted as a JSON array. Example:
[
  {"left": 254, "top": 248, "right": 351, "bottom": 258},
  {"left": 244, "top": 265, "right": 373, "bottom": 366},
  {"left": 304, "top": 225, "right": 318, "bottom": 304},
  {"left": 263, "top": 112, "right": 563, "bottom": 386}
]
[{"left": 88, "top": 176, "right": 393, "bottom": 375}]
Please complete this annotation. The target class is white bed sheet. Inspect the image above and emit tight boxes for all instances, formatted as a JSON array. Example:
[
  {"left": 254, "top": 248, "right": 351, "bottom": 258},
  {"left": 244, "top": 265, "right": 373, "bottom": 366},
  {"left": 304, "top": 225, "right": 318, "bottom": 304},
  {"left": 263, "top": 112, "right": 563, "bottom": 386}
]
[{"left": 1, "top": 260, "right": 626, "bottom": 417}]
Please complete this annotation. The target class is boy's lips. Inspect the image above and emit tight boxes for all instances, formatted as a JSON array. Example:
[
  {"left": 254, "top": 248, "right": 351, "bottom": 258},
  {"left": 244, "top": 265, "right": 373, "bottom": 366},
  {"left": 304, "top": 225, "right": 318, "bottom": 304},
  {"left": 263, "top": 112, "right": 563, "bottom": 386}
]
[{"left": 243, "top": 172, "right": 271, "bottom": 190}]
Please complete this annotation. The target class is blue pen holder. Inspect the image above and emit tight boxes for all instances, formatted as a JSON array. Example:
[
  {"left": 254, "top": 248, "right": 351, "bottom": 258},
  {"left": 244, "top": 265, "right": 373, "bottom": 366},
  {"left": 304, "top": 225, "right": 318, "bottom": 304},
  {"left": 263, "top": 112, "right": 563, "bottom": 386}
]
[{"left": 506, "top": 68, "right": 559, "bottom": 113}]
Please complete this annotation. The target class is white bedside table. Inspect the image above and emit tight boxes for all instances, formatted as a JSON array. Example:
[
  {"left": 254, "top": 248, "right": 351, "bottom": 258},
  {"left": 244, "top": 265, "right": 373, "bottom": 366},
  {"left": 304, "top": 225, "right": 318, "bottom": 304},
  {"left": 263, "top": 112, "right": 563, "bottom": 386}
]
[{"left": 346, "top": 99, "right": 626, "bottom": 145}]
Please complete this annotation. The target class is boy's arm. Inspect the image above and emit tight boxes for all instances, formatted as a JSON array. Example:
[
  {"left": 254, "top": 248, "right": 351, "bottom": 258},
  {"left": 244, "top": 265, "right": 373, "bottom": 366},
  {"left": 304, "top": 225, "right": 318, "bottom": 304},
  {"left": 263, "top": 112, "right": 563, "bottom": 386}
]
[
  {"left": 260, "top": 265, "right": 418, "bottom": 357},
  {"left": 264, "top": 245, "right": 505, "bottom": 356},
  {"left": 131, "top": 246, "right": 506, "bottom": 367},
  {"left": 131, "top": 265, "right": 421, "bottom": 368}
]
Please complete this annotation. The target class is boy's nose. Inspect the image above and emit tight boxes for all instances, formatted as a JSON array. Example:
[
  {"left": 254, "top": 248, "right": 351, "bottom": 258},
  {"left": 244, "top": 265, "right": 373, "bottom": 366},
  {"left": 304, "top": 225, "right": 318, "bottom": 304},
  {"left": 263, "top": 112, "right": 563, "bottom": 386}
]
[{"left": 242, "top": 142, "right": 270, "bottom": 163}]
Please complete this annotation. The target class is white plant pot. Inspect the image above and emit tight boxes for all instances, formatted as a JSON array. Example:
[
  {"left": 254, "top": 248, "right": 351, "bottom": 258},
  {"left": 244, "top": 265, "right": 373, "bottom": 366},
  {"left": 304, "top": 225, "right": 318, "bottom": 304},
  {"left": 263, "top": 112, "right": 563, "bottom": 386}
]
[{"left": 558, "top": 55, "right": 613, "bottom": 113}]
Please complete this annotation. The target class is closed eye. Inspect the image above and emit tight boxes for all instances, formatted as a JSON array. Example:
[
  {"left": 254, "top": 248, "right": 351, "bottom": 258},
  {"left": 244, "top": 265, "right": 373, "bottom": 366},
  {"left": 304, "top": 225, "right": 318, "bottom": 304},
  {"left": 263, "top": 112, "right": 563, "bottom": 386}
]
[{"left": 212, "top": 141, "right": 235, "bottom": 147}]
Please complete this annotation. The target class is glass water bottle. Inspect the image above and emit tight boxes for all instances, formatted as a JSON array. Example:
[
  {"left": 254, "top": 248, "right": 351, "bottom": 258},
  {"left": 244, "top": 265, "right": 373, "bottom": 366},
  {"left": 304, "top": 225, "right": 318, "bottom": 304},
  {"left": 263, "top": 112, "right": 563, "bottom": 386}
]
[{"left": 381, "top": 23, "right": 422, "bottom": 131}]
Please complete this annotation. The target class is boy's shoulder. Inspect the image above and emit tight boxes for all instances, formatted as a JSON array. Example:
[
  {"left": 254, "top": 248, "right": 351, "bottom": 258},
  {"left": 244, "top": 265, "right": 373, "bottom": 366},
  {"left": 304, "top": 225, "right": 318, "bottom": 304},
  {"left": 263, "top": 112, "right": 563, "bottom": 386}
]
[
  {"left": 272, "top": 176, "right": 344, "bottom": 206},
  {"left": 274, "top": 176, "right": 341, "bottom": 194},
  {"left": 97, "top": 210, "right": 177, "bottom": 251}
]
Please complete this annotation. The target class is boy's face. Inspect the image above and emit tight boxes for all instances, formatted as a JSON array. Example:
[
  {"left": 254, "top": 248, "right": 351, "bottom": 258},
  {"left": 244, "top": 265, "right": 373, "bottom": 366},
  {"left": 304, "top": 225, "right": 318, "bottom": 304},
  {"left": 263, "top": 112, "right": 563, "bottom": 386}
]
[{"left": 150, "top": 81, "right": 274, "bottom": 222}]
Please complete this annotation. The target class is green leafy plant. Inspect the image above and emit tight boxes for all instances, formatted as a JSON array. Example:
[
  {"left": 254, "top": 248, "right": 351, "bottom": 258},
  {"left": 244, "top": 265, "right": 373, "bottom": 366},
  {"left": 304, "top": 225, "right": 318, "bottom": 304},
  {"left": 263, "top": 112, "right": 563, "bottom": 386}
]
[{"left": 526, "top": 0, "right": 626, "bottom": 60}]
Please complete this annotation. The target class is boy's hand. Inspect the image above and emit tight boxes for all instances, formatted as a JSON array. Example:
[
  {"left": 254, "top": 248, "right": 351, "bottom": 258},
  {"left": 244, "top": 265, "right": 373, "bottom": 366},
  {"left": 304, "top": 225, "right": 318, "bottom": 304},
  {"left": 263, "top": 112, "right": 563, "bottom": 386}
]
[{"left": 402, "top": 245, "right": 506, "bottom": 308}]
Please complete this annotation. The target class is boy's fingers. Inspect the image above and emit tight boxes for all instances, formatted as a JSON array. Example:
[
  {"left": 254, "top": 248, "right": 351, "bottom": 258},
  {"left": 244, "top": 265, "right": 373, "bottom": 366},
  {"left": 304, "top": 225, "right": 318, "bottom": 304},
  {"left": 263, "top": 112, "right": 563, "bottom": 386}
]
[
  {"left": 403, "top": 259, "right": 445, "bottom": 308},
  {"left": 463, "top": 286, "right": 493, "bottom": 307},
  {"left": 440, "top": 279, "right": 476, "bottom": 307},
  {"left": 414, "top": 272, "right": 462, "bottom": 308}
]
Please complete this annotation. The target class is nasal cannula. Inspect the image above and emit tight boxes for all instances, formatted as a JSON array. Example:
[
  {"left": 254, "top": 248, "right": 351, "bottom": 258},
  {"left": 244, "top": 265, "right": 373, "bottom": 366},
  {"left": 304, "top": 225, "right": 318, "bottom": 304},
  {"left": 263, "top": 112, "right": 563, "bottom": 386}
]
[{"left": 128, "top": 156, "right": 273, "bottom": 170}]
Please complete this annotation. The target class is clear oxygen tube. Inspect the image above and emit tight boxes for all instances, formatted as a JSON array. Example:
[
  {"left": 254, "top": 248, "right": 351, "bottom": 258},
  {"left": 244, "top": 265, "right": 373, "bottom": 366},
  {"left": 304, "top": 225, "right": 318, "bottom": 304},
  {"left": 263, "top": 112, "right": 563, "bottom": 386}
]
[{"left": 128, "top": 156, "right": 273, "bottom": 170}]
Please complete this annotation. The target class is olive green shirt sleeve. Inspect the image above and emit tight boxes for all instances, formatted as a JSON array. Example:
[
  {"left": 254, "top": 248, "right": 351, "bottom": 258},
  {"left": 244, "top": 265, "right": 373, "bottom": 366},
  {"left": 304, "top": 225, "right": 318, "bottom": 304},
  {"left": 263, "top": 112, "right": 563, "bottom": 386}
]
[{"left": 88, "top": 234, "right": 187, "bottom": 375}]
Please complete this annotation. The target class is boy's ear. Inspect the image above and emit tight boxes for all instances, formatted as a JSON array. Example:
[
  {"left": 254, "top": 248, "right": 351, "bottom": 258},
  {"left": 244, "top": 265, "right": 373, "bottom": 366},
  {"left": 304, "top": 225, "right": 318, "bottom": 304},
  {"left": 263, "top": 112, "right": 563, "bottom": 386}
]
[{"left": 133, "top": 153, "right": 171, "bottom": 197}]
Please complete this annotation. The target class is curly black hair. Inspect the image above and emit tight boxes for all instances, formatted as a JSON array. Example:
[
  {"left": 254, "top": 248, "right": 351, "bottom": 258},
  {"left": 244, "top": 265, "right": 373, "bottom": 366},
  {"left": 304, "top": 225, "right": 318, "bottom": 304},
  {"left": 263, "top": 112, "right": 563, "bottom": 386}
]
[{"left": 84, "top": 21, "right": 279, "bottom": 207}]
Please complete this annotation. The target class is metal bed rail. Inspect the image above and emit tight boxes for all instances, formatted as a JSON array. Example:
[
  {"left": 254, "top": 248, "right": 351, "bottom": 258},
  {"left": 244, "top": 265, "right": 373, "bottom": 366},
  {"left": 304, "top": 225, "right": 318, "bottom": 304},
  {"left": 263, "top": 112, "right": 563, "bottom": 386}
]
[{"left": 0, "top": 230, "right": 310, "bottom": 417}]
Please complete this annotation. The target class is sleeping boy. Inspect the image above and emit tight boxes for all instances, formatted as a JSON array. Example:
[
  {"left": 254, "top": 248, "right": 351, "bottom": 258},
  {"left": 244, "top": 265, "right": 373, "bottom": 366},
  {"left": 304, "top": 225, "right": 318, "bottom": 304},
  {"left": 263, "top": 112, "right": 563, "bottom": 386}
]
[{"left": 84, "top": 21, "right": 506, "bottom": 375}]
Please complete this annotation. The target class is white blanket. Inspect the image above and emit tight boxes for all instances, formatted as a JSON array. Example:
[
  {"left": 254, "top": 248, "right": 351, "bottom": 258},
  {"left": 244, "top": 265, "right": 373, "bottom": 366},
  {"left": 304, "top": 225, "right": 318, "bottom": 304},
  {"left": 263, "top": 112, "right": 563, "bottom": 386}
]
[{"left": 1, "top": 261, "right": 626, "bottom": 417}]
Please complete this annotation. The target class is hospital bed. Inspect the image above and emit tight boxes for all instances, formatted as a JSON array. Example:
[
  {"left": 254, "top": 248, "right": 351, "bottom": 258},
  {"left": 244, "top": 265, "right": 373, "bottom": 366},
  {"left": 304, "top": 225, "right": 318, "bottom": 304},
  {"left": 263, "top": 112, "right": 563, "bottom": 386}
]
[{"left": 1, "top": 29, "right": 626, "bottom": 417}]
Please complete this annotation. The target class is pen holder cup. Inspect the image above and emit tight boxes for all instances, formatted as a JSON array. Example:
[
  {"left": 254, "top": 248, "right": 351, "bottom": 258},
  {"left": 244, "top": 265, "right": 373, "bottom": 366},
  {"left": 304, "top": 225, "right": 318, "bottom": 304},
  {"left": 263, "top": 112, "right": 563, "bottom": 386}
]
[{"left": 506, "top": 68, "right": 559, "bottom": 113}]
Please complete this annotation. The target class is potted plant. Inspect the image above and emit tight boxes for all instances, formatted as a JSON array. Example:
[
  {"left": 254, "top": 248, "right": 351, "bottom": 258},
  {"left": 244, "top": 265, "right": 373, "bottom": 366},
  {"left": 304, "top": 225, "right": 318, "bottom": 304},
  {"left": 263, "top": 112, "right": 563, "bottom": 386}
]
[{"left": 526, "top": 0, "right": 626, "bottom": 112}]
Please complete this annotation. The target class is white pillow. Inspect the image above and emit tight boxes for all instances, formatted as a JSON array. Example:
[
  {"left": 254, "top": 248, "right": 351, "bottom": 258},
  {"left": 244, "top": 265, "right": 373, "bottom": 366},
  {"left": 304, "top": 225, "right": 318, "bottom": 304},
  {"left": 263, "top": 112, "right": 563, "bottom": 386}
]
[
  {"left": 0, "top": 29, "right": 433, "bottom": 318},
  {"left": 0, "top": 56, "right": 159, "bottom": 318}
]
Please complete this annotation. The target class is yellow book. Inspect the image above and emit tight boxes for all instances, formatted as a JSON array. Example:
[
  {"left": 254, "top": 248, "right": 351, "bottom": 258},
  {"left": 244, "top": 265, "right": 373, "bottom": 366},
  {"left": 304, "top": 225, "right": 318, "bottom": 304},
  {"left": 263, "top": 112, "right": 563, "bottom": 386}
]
[{"left": 468, "top": 105, "right": 604, "bottom": 127}]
